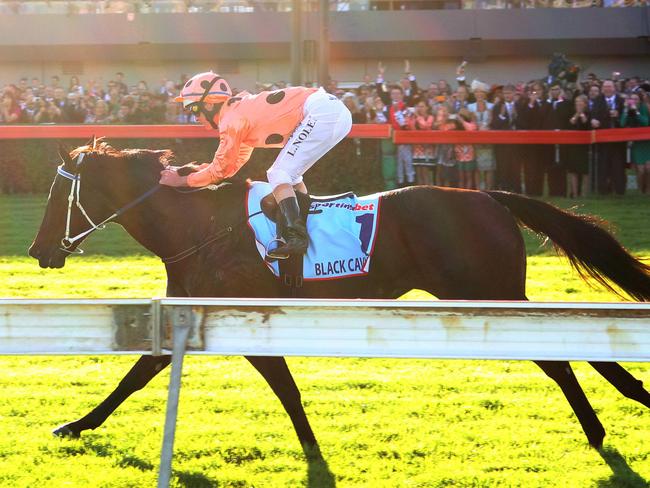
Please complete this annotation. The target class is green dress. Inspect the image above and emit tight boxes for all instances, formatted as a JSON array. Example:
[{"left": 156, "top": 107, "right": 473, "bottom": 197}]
[{"left": 620, "top": 104, "right": 650, "bottom": 165}]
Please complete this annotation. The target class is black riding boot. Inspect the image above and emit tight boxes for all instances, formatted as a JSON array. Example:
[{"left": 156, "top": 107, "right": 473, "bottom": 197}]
[{"left": 267, "top": 196, "right": 309, "bottom": 260}]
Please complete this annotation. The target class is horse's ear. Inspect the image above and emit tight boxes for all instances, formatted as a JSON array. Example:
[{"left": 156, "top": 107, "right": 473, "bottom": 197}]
[
  {"left": 57, "top": 141, "right": 73, "bottom": 166},
  {"left": 84, "top": 135, "right": 95, "bottom": 149}
]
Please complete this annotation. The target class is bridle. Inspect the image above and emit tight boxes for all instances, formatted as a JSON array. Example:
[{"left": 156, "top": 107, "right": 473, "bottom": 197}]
[
  {"left": 56, "top": 152, "right": 161, "bottom": 254},
  {"left": 55, "top": 154, "right": 241, "bottom": 264}
]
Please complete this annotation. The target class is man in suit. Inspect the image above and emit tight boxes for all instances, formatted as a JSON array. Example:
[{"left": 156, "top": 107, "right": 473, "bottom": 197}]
[
  {"left": 490, "top": 84, "right": 522, "bottom": 192},
  {"left": 595, "top": 80, "right": 626, "bottom": 195},
  {"left": 539, "top": 83, "right": 573, "bottom": 196},
  {"left": 518, "top": 85, "right": 545, "bottom": 196}
]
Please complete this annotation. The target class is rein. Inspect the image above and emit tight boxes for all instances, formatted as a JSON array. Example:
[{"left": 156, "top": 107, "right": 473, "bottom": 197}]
[
  {"left": 57, "top": 154, "right": 161, "bottom": 254},
  {"left": 161, "top": 225, "right": 235, "bottom": 264}
]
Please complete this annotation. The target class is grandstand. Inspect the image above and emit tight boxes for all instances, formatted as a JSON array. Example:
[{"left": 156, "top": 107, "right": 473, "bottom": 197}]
[{"left": 1, "top": 1, "right": 649, "bottom": 89}]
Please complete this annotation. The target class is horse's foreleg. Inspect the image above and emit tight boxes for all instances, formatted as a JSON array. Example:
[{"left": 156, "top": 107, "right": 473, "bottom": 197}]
[
  {"left": 589, "top": 361, "right": 650, "bottom": 408},
  {"left": 535, "top": 360, "right": 605, "bottom": 448},
  {"left": 245, "top": 356, "right": 319, "bottom": 451},
  {"left": 53, "top": 354, "right": 171, "bottom": 438}
]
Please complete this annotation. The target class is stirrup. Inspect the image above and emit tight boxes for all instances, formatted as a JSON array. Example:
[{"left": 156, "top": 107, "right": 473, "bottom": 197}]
[{"left": 265, "top": 238, "right": 290, "bottom": 262}]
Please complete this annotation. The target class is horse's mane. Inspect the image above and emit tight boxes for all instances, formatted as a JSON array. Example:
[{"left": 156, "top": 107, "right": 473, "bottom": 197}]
[{"left": 70, "top": 137, "right": 176, "bottom": 168}]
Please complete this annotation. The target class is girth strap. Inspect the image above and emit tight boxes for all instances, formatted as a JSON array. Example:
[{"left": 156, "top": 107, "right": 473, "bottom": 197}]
[{"left": 278, "top": 253, "right": 304, "bottom": 298}]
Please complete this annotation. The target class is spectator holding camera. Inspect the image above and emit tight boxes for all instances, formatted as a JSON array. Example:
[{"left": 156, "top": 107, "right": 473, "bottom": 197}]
[
  {"left": 408, "top": 100, "right": 435, "bottom": 185},
  {"left": 34, "top": 100, "right": 63, "bottom": 123},
  {"left": 434, "top": 105, "right": 457, "bottom": 188},
  {"left": 367, "top": 96, "right": 387, "bottom": 124},
  {"left": 565, "top": 94, "right": 592, "bottom": 198},
  {"left": 19, "top": 89, "right": 38, "bottom": 122},
  {"left": 64, "top": 92, "right": 88, "bottom": 123},
  {"left": 68, "top": 75, "right": 84, "bottom": 95},
  {"left": 620, "top": 92, "right": 650, "bottom": 194}
]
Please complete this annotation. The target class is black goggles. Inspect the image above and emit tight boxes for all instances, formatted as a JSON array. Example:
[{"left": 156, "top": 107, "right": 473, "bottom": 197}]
[{"left": 185, "top": 102, "right": 203, "bottom": 114}]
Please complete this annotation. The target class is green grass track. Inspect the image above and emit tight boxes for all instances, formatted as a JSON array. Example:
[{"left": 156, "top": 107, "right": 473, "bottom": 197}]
[{"left": 0, "top": 193, "right": 648, "bottom": 487}]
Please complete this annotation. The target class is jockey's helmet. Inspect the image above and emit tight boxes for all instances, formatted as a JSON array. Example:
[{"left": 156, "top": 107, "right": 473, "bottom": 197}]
[{"left": 174, "top": 72, "right": 232, "bottom": 107}]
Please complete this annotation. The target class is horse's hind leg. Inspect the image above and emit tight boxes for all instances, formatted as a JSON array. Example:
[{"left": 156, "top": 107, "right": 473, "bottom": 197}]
[
  {"left": 535, "top": 360, "right": 606, "bottom": 448},
  {"left": 246, "top": 356, "right": 319, "bottom": 453},
  {"left": 590, "top": 362, "right": 650, "bottom": 408},
  {"left": 53, "top": 354, "right": 171, "bottom": 438}
]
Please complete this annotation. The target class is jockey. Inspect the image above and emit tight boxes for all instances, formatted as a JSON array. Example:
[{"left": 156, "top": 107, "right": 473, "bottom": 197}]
[{"left": 159, "top": 72, "right": 353, "bottom": 259}]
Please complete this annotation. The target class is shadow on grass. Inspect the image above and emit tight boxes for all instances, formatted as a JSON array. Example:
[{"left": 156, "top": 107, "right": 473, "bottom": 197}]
[
  {"left": 304, "top": 443, "right": 336, "bottom": 488},
  {"left": 596, "top": 446, "right": 648, "bottom": 488},
  {"left": 81, "top": 438, "right": 155, "bottom": 472},
  {"left": 175, "top": 470, "right": 218, "bottom": 487}
]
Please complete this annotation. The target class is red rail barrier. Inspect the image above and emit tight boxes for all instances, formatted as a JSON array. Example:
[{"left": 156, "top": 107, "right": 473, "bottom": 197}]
[
  {"left": 347, "top": 124, "right": 391, "bottom": 139},
  {"left": 591, "top": 127, "right": 650, "bottom": 143},
  {"left": 0, "top": 124, "right": 391, "bottom": 140},
  {"left": 1, "top": 124, "right": 649, "bottom": 144},
  {"left": 393, "top": 127, "right": 650, "bottom": 145},
  {"left": 393, "top": 130, "right": 590, "bottom": 145}
]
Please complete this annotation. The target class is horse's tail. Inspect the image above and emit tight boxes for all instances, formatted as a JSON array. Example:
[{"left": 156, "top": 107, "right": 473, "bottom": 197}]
[{"left": 486, "top": 190, "right": 650, "bottom": 301}]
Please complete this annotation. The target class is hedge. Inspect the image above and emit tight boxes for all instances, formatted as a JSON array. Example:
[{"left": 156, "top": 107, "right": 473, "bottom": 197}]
[{"left": 0, "top": 137, "right": 385, "bottom": 196}]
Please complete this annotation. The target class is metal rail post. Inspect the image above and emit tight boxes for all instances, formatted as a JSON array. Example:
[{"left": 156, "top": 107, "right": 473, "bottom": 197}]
[
  {"left": 157, "top": 306, "right": 194, "bottom": 488},
  {"left": 291, "top": 0, "right": 302, "bottom": 86},
  {"left": 318, "top": 0, "right": 330, "bottom": 87}
]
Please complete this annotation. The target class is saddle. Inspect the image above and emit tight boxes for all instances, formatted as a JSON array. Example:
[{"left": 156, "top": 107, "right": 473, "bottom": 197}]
[{"left": 258, "top": 190, "right": 357, "bottom": 298}]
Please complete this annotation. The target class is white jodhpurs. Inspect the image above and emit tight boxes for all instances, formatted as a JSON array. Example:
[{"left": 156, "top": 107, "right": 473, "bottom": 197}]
[{"left": 267, "top": 87, "right": 352, "bottom": 188}]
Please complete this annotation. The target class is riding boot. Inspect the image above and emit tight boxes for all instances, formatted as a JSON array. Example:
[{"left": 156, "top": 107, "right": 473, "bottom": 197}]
[{"left": 267, "top": 197, "right": 309, "bottom": 260}]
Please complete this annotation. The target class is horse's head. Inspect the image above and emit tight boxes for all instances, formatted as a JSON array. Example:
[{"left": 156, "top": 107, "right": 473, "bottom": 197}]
[{"left": 28, "top": 138, "right": 169, "bottom": 268}]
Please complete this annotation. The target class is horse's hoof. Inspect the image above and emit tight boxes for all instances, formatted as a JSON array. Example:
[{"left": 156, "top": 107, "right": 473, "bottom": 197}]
[
  {"left": 52, "top": 424, "right": 81, "bottom": 439},
  {"left": 588, "top": 430, "right": 606, "bottom": 450}
]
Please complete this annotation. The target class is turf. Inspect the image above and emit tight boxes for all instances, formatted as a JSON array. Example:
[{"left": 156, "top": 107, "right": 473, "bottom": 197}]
[{"left": 0, "top": 193, "right": 648, "bottom": 487}]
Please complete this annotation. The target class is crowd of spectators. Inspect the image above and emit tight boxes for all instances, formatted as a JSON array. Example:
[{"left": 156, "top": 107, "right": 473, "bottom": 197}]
[
  {"left": 0, "top": 0, "right": 645, "bottom": 14},
  {"left": 0, "top": 73, "right": 196, "bottom": 126},
  {"left": 334, "top": 60, "right": 650, "bottom": 196},
  {"left": 2, "top": 61, "right": 650, "bottom": 196}
]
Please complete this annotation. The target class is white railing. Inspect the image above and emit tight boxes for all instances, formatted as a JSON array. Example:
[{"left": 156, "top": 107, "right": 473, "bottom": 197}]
[
  {"left": 2, "top": 298, "right": 649, "bottom": 487},
  {"left": 3, "top": 298, "right": 650, "bottom": 360}
]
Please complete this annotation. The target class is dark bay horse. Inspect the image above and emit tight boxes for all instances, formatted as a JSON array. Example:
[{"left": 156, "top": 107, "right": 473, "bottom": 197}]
[{"left": 28, "top": 141, "right": 650, "bottom": 456}]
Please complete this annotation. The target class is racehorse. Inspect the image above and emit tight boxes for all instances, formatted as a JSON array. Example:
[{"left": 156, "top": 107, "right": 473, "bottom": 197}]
[{"left": 28, "top": 140, "right": 650, "bottom": 457}]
